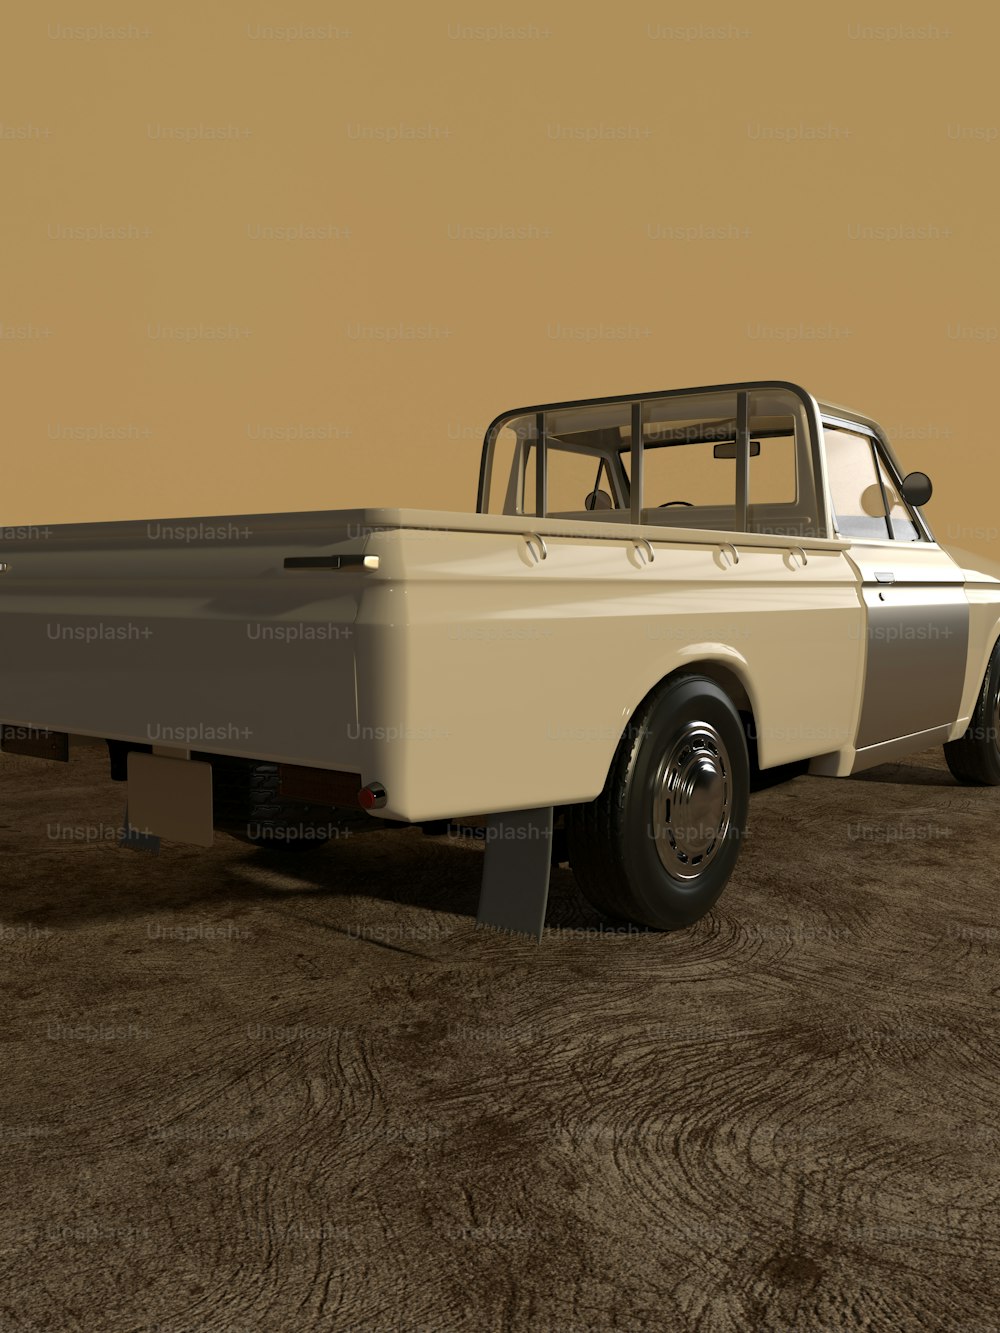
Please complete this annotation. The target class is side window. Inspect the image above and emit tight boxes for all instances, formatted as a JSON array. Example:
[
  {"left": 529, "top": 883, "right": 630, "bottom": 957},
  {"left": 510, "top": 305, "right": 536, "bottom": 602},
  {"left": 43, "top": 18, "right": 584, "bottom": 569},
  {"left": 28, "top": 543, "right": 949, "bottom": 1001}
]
[
  {"left": 874, "top": 451, "right": 921, "bottom": 541},
  {"left": 824, "top": 427, "right": 891, "bottom": 540}
]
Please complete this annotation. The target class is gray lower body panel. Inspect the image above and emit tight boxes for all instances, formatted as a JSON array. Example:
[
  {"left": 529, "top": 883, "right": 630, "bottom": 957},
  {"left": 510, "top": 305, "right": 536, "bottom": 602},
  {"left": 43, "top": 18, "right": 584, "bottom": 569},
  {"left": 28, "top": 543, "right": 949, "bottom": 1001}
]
[{"left": 855, "top": 585, "right": 969, "bottom": 749}]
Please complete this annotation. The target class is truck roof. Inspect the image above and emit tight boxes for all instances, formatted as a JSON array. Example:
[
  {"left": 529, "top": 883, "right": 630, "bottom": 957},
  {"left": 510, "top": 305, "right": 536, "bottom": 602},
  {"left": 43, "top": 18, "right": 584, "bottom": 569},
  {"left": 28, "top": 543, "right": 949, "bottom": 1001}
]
[{"left": 485, "top": 381, "right": 880, "bottom": 442}]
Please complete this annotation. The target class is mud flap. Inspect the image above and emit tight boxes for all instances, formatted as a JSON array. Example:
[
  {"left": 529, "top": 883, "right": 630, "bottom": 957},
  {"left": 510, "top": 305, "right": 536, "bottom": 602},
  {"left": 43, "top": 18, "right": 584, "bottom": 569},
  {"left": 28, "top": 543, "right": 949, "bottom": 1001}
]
[
  {"left": 475, "top": 806, "right": 554, "bottom": 942},
  {"left": 119, "top": 804, "right": 161, "bottom": 855},
  {"left": 124, "top": 751, "right": 214, "bottom": 847}
]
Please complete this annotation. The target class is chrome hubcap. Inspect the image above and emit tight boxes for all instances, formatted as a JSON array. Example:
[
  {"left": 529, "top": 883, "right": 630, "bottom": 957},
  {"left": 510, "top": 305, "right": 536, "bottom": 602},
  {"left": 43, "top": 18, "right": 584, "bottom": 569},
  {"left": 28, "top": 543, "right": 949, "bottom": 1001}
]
[{"left": 650, "top": 721, "right": 732, "bottom": 879}]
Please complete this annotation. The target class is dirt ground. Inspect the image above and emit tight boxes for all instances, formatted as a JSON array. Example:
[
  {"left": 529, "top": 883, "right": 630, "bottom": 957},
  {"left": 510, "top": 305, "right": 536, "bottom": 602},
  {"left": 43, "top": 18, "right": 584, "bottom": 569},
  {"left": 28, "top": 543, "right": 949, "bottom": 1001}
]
[{"left": 0, "top": 738, "right": 997, "bottom": 1333}]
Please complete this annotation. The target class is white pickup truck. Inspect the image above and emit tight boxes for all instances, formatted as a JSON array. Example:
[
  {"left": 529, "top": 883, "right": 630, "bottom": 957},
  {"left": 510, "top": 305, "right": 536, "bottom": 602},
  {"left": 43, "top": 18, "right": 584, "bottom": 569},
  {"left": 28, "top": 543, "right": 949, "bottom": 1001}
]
[{"left": 2, "top": 380, "right": 997, "bottom": 939}]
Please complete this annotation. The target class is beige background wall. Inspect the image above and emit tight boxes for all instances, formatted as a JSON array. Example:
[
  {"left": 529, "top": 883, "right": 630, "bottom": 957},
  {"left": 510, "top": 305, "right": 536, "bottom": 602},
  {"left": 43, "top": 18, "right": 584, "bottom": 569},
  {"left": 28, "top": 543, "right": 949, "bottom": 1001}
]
[{"left": 3, "top": 3, "right": 997, "bottom": 557}]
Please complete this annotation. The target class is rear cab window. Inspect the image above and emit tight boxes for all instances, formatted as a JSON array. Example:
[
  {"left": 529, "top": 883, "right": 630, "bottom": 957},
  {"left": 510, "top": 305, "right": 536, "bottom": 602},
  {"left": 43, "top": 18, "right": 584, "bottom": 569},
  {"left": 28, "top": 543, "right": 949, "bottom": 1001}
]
[{"left": 481, "top": 385, "right": 822, "bottom": 539}]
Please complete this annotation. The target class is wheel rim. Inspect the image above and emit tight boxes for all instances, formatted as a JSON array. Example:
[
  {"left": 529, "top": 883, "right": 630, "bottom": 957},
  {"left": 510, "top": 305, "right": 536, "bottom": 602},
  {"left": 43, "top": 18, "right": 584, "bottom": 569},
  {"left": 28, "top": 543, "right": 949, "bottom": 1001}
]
[{"left": 650, "top": 721, "right": 732, "bottom": 879}]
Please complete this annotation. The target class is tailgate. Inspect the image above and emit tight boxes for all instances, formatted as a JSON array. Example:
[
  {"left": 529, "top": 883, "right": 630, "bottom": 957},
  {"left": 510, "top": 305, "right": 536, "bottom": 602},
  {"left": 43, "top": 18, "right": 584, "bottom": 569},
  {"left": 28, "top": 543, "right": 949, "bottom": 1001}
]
[{"left": 0, "top": 509, "right": 374, "bottom": 768}]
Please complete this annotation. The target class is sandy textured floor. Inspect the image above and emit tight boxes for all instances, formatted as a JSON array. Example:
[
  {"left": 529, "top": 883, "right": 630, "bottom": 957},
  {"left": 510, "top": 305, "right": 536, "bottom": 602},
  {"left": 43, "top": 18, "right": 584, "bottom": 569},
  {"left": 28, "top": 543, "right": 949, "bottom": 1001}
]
[{"left": 0, "top": 739, "right": 998, "bottom": 1332}]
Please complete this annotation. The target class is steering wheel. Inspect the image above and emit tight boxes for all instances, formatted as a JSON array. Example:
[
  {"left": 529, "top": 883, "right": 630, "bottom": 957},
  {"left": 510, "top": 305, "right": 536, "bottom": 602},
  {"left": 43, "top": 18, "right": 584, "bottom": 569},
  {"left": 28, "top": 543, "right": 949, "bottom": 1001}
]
[{"left": 657, "top": 500, "right": 693, "bottom": 508}]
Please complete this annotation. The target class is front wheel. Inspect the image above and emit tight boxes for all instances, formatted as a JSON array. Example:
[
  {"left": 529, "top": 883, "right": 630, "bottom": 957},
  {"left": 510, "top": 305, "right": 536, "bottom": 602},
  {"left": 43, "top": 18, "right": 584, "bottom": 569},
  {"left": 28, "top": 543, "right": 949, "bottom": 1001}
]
[
  {"left": 566, "top": 674, "right": 750, "bottom": 930},
  {"left": 944, "top": 640, "right": 1000, "bottom": 785}
]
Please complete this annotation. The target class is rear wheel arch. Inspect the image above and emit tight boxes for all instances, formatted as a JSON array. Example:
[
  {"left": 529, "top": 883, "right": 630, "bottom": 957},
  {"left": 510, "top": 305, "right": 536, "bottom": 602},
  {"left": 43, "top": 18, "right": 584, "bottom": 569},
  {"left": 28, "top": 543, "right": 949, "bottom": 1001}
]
[{"left": 615, "top": 659, "right": 759, "bottom": 782}]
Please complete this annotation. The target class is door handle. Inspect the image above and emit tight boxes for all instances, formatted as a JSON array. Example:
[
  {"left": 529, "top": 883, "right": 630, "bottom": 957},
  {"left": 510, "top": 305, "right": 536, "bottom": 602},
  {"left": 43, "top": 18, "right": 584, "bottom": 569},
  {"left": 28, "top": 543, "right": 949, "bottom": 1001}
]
[
  {"left": 284, "top": 554, "right": 380, "bottom": 571},
  {"left": 874, "top": 570, "right": 895, "bottom": 584}
]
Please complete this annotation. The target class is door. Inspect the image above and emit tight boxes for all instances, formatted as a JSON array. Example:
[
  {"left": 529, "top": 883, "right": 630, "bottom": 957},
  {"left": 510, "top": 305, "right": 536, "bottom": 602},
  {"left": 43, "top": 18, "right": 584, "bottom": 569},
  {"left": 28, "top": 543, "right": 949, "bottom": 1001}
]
[{"left": 823, "top": 422, "right": 969, "bottom": 749}]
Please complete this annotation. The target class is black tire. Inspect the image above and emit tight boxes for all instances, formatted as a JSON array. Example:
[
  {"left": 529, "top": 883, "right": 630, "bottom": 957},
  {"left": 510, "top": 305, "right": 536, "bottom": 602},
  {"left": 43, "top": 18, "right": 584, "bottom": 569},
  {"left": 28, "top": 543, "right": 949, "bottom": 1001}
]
[
  {"left": 566, "top": 674, "right": 750, "bottom": 930},
  {"left": 944, "top": 640, "right": 1000, "bottom": 785},
  {"left": 201, "top": 755, "right": 335, "bottom": 850}
]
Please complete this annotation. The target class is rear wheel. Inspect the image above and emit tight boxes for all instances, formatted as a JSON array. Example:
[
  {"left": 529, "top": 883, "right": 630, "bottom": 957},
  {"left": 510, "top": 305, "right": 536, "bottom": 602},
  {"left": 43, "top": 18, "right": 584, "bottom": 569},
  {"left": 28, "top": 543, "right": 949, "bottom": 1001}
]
[
  {"left": 566, "top": 674, "right": 750, "bottom": 930},
  {"left": 944, "top": 640, "right": 1000, "bottom": 785}
]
